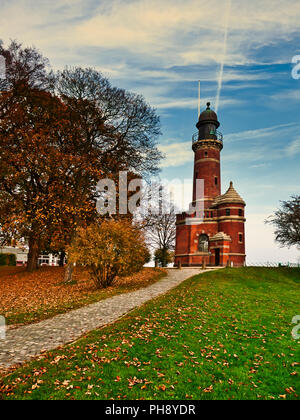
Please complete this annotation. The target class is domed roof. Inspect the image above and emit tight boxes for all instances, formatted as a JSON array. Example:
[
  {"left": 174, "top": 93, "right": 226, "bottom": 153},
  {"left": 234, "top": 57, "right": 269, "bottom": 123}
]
[
  {"left": 197, "top": 102, "right": 220, "bottom": 128},
  {"left": 212, "top": 182, "right": 245, "bottom": 207}
]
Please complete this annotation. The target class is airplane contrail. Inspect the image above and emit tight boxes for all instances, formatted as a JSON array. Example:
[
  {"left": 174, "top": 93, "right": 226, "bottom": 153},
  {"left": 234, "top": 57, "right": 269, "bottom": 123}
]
[{"left": 215, "top": 0, "right": 232, "bottom": 113}]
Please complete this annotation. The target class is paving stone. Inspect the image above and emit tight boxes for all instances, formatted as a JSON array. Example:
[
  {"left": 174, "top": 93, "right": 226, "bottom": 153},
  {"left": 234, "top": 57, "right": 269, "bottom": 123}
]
[{"left": 0, "top": 268, "right": 218, "bottom": 369}]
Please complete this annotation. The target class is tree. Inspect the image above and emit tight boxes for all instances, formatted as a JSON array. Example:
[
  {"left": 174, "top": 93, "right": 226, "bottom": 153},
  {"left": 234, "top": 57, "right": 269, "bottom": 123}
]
[
  {"left": 266, "top": 195, "right": 300, "bottom": 248},
  {"left": 55, "top": 67, "right": 162, "bottom": 178},
  {"left": 154, "top": 248, "right": 174, "bottom": 267},
  {"left": 147, "top": 212, "right": 176, "bottom": 263},
  {"left": 0, "top": 41, "right": 63, "bottom": 270},
  {"left": 0, "top": 40, "right": 53, "bottom": 92},
  {"left": 143, "top": 210, "right": 176, "bottom": 267},
  {"left": 0, "top": 42, "right": 163, "bottom": 274},
  {"left": 55, "top": 67, "right": 162, "bottom": 281},
  {"left": 67, "top": 219, "right": 150, "bottom": 288},
  {"left": 134, "top": 184, "right": 177, "bottom": 267},
  {"left": 0, "top": 83, "right": 101, "bottom": 271}
]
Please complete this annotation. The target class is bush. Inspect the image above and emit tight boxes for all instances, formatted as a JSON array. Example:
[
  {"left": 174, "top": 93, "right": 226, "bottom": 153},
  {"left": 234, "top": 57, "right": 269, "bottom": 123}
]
[
  {"left": 0, "top": 253, "right": 17, "bottom": 266},
  {"left": 154, "top": 248, "right": 174, "bottom": 267},
  {"left": 68, "top": 220, "right": 150, "bottom": 288}
]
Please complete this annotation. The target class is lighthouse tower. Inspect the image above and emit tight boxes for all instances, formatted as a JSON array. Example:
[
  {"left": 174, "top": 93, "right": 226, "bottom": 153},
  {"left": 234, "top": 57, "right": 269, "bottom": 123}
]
[{"left": 175, "top": 103, "right": 246, "bottom": 267}]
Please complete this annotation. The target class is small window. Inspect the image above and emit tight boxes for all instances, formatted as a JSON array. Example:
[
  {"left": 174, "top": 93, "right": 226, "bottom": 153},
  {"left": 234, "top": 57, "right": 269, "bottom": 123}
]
[
  {"left": 215, "top": 177, "right": 218, "bottom": 185},
  {"left": 239, "top": 233, "right": 243, "bottom": 243},
  {"left": 239, "top": 209, "right": 243, "bottom": 217},
  {"left": 226, "top": 208, "right": 230, "bottom": 216},
  {"left": 204, "top": 151, "right": 208, "bottom": 157}
]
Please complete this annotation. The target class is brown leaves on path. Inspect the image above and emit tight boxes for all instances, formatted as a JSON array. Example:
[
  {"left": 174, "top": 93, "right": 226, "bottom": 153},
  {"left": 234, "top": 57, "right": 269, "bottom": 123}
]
[{"left": 0, "top": 266, "right": 166, "bottom": 326}]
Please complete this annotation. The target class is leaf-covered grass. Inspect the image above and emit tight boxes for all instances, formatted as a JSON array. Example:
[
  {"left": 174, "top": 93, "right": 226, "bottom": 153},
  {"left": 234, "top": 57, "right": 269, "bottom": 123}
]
[
  {"left": 1, "top": 267, "right": 299, "bottom": 400},
  {"left": 0, "top": 266, "right": 167, "bottom": 326}
]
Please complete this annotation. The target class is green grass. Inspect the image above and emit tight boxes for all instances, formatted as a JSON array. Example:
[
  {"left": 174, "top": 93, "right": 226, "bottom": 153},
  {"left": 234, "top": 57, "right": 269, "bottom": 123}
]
[{"left": 1, "top": 267, "right": 299, "bottom": 400}]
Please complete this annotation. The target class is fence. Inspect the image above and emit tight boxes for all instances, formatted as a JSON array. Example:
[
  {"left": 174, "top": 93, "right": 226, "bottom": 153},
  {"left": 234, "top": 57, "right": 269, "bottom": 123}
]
[{"left": 246, "top": 262, "right": 300, "bottom": 268}]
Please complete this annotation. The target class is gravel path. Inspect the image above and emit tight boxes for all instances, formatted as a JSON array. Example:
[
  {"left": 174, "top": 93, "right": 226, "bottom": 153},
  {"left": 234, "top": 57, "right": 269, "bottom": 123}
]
[{"left": 0, "top": 268, "right": 216, "bottom": 369}]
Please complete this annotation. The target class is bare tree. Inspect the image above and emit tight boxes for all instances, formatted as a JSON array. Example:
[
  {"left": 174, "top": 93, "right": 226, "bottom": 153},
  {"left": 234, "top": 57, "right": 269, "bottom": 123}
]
[
  {"left": 147, "top": 212, "right": 176, "bottom": 252},
  {"left": 0, "top": 40, "right": 53, "bottom": 92},
  {"left": 55, "top": 67, "right": 163, "bottom": 178},
  {"left": 266, "top": 195, "right": 300, "bottom": 248},
  {"left": 137, "top": 185, "right": 176, "bottom": 267}
]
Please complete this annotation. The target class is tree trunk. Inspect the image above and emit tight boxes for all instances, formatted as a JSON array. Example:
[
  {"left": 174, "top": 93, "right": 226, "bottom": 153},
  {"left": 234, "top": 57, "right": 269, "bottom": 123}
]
[
  {"left": 64, "top": 230, "right": 77, "bottom": 283},
  {"left": 27, "top": 236, "right": 40, "bottom": 272},
  {"left": 64, "top": 262, "right": 74, "bottom": 283},
  {"left": 59, "top": 250, "right": 66, "bottom": 267}
]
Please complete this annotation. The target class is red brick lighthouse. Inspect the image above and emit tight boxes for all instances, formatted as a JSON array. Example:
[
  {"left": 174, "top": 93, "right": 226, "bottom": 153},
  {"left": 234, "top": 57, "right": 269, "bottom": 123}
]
[{"left": 175, "top": 102, "right": 246, "bottom": 267}]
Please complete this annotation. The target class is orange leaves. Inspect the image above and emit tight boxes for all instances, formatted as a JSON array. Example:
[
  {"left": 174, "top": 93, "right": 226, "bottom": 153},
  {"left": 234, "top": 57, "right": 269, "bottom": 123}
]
[
  {"left": 127, "top": 376, "right": 144, "bottom": 388},
  {"left": 67, "top": 220, "right": 150, "bottom": 289},
  {"left": 0, "top": 266, "right": 164, "bottom": 326},
  {"left": 203, "top": 385, "right": 213, "bottom": 393},
  {"left": 0, "top": 85, "right": 104, "bottom": 250}
]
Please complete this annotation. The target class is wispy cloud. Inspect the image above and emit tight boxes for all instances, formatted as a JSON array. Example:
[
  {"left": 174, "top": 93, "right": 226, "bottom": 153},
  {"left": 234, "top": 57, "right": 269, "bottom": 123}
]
[
  {"left": 225, "top": 123, "right": 297, "bottom": 143},
  {"left": 160, "top": 121, "right": 300, "bottom": 168},
  {"left": 154, "top": 97, "right": 240, "bottom": 110},
  {"left": 285, "top": 138, "right": 300, "bottom": 156},
  {"left": 2, "top": 0, "right": 300, "bottom": 69},
  {"left": 158, "top": 141, "right": 192, "bottom": 168}
]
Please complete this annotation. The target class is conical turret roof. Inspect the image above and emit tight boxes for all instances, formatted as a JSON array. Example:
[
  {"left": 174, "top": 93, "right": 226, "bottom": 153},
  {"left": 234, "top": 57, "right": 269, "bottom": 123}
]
[{"left": 212, "top": 182, "right": 245, "bottom": 207}]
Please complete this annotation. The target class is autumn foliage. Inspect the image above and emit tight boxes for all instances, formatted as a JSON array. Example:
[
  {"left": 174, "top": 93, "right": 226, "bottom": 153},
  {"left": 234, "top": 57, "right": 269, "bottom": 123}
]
[
  {"left": 0, "top": 41, "right": 162, "bottom": 274},
  {"left": 67, "top": 220, "right": 151, "bottom": 288}
]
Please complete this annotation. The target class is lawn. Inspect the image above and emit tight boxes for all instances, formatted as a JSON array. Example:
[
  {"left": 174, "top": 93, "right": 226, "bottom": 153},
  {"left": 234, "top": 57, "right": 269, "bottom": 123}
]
[
  {"left": 0, "top": 266, "right": 166, "bottom": 326},
  {"left": 0, "top": 267, "right": 299, "bottom": 400}
]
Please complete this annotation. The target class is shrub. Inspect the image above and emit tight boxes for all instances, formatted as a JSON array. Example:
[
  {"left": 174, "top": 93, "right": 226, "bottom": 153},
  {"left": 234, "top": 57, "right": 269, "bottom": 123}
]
[
  {"left": 154, "top": 248, "right": 174, "bottom": 267},
  {"left": 0, "top": 253, "right": 16, "bottom": 266},
  {"left": 67, "top": 220, "right": 150, "bottom": 288}
]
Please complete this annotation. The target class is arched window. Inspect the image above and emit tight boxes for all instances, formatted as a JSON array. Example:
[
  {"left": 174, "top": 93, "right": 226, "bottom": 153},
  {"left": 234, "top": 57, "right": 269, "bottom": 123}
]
[{"left": 198, "top": 234, "right": 209, "bottom": 252}]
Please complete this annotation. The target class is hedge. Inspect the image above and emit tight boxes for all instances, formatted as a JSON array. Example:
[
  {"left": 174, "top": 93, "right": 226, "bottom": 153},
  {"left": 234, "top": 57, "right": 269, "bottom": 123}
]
[{"left": 0, "top": 253, "right": 17, "bottom": 266}]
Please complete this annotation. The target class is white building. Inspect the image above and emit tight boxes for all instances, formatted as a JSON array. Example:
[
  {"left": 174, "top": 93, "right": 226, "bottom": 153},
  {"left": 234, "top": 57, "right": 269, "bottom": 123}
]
[
  {"left": 0, "top": 246, "right": 28, "bottom": 265},
  {"left": 0, "top": 246, "right": 63, "bottom": 266}
]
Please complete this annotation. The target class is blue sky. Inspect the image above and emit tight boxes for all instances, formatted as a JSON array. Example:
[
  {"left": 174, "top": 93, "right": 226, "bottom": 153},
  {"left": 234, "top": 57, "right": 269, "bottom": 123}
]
[{"left": 1, "top": 0, "right": 300, "bottom": 262}]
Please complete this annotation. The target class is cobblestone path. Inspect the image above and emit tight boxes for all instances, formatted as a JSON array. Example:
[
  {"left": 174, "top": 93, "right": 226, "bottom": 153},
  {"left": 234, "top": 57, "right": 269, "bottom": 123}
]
[{"left": 0, "top": 268, "right": 217, "bottom": 369}]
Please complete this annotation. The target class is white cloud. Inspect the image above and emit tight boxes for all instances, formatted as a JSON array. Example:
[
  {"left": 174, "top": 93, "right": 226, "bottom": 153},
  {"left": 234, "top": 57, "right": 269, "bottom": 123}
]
[
  {"left": 250, "top": 163, "right": 270, "bottom": 169},
  {"left": 271, "top": 89, "right": 300, "bottom": 102},
  {"left": 1, "top": 0, "right": 300, "bottom": 70},
  {"left": 160, "top": 121, "right": 300, "bottom": 169},
  {"left": 154, "top": 97, "right": 240, "bottom": 110},
  {"left": 225, "top": 123, "right": 297, "bottom": 143},
  {"left": 158, "top": 141, "right": 192, "bottom": 167},
  {"left": 1, "top": 0, "right": 299, "bottom": 117}
]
